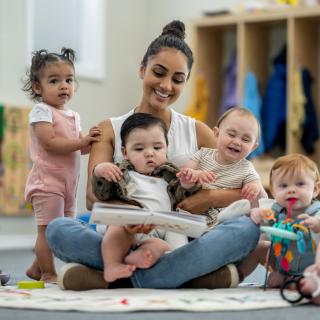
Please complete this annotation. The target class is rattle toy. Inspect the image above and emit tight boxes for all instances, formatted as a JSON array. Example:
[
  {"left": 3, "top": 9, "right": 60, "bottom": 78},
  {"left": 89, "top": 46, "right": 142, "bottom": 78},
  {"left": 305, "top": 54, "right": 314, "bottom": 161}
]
[{"left": 260, "top": 198, "right": 315, "bottom": 289}]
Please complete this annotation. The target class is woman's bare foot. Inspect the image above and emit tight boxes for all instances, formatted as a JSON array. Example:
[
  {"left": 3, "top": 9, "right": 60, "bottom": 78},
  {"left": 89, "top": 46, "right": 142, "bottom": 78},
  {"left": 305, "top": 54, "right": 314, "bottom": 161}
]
[
  {"left": 41, "top": 273, "right": 57, "bottom": 283},
  {"left": 124, "top": 248, "right": 156, "bottom": 269},
  {"left": 268, "top": 271, "right": 285, "bottom": 288},
  {"left": 104, "top": 263, "right": 136, "bottom": 282},
  {"left": 26, "top": 260, "right": 42, "bottom": 281}
]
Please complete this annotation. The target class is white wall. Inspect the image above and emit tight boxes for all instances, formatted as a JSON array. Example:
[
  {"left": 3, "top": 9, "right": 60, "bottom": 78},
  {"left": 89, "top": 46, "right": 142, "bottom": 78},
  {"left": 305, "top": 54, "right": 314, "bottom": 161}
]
[{"left": 0, "top": 0, "right": 242, "bottom": 246}]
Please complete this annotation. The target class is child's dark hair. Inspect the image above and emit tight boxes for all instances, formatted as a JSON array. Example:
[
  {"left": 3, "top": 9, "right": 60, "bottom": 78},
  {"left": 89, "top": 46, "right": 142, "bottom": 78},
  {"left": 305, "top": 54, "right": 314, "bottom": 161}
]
[
  {"left": 120, "top": 113, "right": 168, "bottom": 147},
  {"left": 22, "top": 47, "right": 76, "bottom": 101},
  {"left": 141, "top": 20, "right": 193, "bottom": 79}
]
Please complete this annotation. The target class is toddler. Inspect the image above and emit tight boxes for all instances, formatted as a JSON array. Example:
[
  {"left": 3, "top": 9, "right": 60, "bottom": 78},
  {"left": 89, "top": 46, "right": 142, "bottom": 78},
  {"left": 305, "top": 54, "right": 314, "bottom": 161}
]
[
  {"left": 249, "top": 154, "right": 320, "bottom": 288},
  {"left": 23, "top": 48, "right": 101, "bottom": 282},
  {"left": 178, "top": 107, "right": 267, "bottom": 227}
]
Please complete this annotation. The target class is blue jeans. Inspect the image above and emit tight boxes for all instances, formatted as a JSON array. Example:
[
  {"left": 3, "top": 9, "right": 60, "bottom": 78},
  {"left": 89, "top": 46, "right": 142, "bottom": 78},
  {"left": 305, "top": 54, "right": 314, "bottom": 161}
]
[{"left": 46, "top": 216, "right": 260, "bottom": 288}]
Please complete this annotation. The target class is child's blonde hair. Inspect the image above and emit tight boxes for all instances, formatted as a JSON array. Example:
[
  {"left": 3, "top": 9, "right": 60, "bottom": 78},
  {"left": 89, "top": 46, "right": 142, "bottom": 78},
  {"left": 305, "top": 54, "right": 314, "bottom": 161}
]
[
  {"left": 216, "top": 107, "right": 261, "bottom": 141},
  {"left": 269, "top": 153, "right": 320, "bottom": 192}
]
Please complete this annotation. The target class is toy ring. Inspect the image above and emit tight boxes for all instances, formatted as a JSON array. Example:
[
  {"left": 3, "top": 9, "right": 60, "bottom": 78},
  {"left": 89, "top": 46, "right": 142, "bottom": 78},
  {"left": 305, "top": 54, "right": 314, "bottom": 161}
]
[
  {"left": 280, "top": 276, "right": 310, "bottom": 304},
  {"left": 260, "top": 226, "right": 299, "bottom": 240},
  {"left": 292, "top": 224, "right": 309, "bottom": 233}
]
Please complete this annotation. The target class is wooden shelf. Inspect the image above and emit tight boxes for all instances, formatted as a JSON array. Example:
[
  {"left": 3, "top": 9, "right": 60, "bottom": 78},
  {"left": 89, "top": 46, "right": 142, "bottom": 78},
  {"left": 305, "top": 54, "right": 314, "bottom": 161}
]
[{"left": 188, "top": 7, "right": 320, "bottom": 182}]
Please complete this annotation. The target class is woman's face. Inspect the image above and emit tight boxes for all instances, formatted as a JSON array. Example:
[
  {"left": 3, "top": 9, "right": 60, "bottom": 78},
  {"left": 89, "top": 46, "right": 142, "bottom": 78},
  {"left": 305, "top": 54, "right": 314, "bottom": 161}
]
[{"left": 139, "top": 48, "right": 189, "bottom": 111}]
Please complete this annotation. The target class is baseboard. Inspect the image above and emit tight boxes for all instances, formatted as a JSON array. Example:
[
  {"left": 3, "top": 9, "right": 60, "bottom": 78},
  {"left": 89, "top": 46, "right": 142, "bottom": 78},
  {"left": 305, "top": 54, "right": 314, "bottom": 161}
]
[{"left": 0, "top": 234, "right": 36, "bottom": 250}]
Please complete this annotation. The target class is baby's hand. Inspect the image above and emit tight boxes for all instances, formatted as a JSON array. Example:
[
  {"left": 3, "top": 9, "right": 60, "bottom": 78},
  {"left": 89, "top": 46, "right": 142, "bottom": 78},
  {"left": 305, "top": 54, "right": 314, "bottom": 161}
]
[
  {"left": 124, "top": 224, "right": 155, "bottom": 234},
  {"left": 81, "top": 132, "right": 100, "bottom": 147},
  {"left": 79, "top": 126, "right": 101, "bottom": 154},
  {"left": 250, "top": 208, "right": 265, "bottom": 225},
  {"left": 241, "top": 181, "right": 261, "bottom": 202},
  {"left": 89, "top": 125, "right": 102, "bottom": 138},
  {"left": 197, "top": 171, "right": 216, "bottom": 185},
  {"left": 177, "top": 168, "right": 215, "bottom": 185},
  {"left": 177, "top": 168, "right": 198, "bottom": 184},
  {"left": 94, "top": 162, "right": 123, "bottom": 182},
  {"left": 298, "top": 214, "right": 320, "bottom": 233}
]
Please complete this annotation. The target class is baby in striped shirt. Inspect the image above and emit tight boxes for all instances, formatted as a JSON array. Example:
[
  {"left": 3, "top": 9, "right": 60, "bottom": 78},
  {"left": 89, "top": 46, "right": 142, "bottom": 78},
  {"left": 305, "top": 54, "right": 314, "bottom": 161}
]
[{"left": 177, "top": 107, "right": 267, "bottom": 227}]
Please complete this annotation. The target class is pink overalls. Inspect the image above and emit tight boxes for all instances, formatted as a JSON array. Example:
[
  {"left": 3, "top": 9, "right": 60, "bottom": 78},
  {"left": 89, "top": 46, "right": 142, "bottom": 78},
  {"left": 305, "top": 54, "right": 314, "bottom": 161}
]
[{"left": 25, "top": 106, "right": 80, "bottom": 225}]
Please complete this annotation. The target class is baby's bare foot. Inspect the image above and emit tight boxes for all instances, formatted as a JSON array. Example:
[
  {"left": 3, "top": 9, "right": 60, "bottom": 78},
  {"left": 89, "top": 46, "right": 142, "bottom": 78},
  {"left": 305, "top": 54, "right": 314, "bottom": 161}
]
[
  {"left": 26, "top": 263, "right": 41, "bottom": 281},
  {"left": 104, "top": 263, "right": 136, "bottom": 282},
  {"left": 125, "top": 248, "right": 156, "bottom": 269},
  {"left": 41, "top": 273, "right": 57, "bottom": 284},
  {"left": 300, "top": 274, "right": 320, "bottom": 304}
]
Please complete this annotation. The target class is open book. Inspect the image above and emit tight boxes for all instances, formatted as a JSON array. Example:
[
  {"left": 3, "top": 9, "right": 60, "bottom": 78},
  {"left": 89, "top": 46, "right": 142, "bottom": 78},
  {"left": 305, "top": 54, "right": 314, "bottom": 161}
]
[{"left": 89, "top": 202, "right": 208, "bottom": 238}]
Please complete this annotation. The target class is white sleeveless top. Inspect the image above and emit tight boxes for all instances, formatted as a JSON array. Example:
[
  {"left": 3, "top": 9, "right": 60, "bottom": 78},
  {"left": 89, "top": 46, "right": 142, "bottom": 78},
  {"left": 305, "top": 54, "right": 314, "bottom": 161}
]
[{"left": 110, "top": 109, "right": 198, "bottom": 167}]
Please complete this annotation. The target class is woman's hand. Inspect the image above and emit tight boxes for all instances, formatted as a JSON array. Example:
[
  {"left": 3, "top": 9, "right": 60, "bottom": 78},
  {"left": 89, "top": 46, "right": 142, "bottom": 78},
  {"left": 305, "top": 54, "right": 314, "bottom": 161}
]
[
  {"left": 124, "top": 224, "right": 155, "bottom": 234},
  {"left": 176, "top": 189, "right": 214, "bottom": 213}
]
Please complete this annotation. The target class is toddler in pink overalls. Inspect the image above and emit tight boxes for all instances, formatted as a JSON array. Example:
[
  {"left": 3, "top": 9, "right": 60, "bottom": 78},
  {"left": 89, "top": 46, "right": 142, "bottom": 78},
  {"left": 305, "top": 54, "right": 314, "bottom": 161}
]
[{"left": 22, "top": 48, "right": 101, "bottom": 283}]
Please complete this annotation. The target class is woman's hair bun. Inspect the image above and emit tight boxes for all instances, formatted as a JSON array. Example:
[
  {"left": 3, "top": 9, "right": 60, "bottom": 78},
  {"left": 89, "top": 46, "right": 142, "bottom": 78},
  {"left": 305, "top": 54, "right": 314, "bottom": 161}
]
[{"left": 161, "top": 20, "right": 185, "bottom": 40}]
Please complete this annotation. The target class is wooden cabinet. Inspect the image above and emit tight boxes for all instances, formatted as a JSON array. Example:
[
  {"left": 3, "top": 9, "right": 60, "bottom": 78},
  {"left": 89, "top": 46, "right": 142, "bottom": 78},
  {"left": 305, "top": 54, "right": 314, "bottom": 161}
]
[{"left": 188, "top": 7, "right": 320, "bottom": 186}]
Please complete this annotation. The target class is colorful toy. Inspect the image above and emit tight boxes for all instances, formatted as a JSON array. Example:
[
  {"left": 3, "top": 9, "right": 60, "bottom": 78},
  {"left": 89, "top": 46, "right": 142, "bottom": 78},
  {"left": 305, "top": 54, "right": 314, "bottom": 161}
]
[
  {"left": 17, "top": 280, "right": 45, "bottom": 289},
  {"left": 280, "top": 274, "right": 311, "bottom": 303},
  {"left": 260, "top": 199, "right": 316, "bottom": 290},
  {"left": 260, "top": 226, "right": 299, "bottom": 241}
]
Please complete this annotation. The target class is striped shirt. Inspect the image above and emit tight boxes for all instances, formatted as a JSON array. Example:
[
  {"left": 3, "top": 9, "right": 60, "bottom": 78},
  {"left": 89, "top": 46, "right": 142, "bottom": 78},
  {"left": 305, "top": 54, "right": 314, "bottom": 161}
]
[
  {"left": 191, "top": 148, "right": 261, "bottom": 228},
  {"left": 191, "top": 148, "right": 260, "bottom": 189}
]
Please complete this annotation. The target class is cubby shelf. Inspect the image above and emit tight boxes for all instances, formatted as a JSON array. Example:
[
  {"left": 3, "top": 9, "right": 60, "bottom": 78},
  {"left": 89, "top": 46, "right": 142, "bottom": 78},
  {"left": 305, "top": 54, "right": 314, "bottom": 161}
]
[{"left": 188, "top": 7, "right": 320, "bottom": 186}]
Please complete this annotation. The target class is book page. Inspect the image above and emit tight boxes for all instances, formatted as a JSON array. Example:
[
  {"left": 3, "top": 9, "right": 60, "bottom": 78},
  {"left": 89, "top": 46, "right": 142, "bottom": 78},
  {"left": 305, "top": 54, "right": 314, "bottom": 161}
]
[{"left": 90, "top": 202, "right": 208, "bottom": 238}]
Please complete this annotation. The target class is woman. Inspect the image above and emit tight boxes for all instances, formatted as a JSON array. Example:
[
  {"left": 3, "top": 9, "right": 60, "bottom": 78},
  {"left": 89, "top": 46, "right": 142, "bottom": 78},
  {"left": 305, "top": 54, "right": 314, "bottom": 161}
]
[{"left": 46, "top": 20, "right": 260, "bottom": 290}]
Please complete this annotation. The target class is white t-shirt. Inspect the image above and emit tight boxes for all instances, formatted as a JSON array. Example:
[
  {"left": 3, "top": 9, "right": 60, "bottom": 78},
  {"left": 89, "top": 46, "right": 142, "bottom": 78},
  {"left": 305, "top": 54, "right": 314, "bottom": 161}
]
[
  {"left": 126, "top": 171, "right": 172, "bottom": 212},
  {"left": 29, "top": 102, "right": 82, "bottom": 132}
]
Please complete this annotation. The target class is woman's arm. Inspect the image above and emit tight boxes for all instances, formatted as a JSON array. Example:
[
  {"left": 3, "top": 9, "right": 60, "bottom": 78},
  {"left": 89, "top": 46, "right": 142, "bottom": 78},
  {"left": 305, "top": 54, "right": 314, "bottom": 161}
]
[
  {"left": 195, "top": 120, "right": 217, "bottom": 149},
  {"left": 179, "top": 120, "right": 241, "bottom": 213},
  {"left": 86, "top": 119, "right": 115, "bottom": 210},
  {"left": 177, "top": 188, "right": 242, "bottom": 214}
]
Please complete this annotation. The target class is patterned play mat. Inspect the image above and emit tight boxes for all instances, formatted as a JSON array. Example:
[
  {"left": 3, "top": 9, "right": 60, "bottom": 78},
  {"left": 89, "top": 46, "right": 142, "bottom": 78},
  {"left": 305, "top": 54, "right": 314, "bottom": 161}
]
[{"left": 0, "top": 285, "right": 302, "bottom": 312}]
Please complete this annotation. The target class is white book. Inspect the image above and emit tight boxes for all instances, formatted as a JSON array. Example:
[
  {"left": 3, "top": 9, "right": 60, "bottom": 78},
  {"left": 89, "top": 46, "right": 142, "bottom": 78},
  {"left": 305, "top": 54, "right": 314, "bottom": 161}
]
[{"left": 89, "top": 202, "right": 208, "bottom": 238}]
